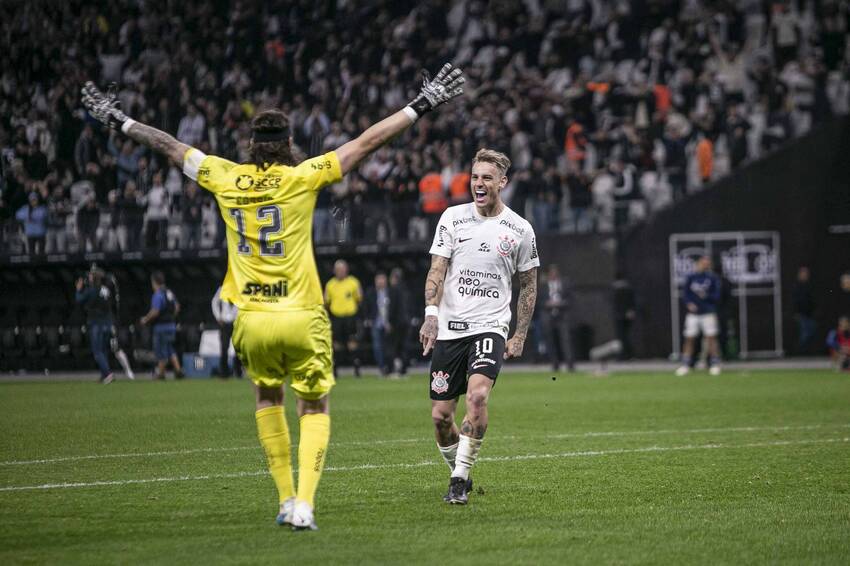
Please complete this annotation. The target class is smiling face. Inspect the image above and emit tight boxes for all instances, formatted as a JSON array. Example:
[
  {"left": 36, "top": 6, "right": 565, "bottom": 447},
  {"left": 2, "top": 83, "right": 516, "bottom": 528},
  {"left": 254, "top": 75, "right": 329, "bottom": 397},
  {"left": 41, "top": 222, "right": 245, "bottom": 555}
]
[{"left": 470, "top": 161, "right": 506, "bottom": 213}]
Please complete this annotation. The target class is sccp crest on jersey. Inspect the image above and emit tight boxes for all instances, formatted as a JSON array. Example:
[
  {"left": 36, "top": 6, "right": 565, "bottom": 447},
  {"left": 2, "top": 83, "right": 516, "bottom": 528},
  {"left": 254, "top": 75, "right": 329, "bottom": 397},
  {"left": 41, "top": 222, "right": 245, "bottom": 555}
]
[
  {"left": 431, "top": 371, "right": 450, "bottom": 394},
  {"left": 497, "top": 234, "right": 516, "bottom": 257}
]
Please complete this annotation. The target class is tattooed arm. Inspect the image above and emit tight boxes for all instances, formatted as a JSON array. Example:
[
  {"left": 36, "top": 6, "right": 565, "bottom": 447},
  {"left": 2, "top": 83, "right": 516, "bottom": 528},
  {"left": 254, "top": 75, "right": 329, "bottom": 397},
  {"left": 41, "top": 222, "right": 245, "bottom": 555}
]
[
  {"left": 419, "top": 254, "right": 450, "bottom": 356},
  {"left": 123, "top": 122, "right": 192, "bottom": 166},
  {"left": 81, "top": 81, "right": 194, "bottom": 169},
  {"left": 505, "top": 267, "right": 538, "bottom": 359}
]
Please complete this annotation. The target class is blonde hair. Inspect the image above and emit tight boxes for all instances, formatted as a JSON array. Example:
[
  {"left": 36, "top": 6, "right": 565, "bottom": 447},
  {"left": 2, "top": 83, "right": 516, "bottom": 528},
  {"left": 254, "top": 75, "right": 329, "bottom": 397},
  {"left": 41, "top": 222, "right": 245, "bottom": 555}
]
[{"left": 472, "top": 148, "right": 511, "bottom": 177}]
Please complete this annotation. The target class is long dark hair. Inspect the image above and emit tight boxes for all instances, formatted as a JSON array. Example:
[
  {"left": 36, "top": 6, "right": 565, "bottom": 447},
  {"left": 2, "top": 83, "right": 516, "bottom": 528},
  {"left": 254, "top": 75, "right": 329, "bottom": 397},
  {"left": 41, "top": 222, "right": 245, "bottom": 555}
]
[{"left": 249, "top": 110, "right": 297, "bottom": 170}]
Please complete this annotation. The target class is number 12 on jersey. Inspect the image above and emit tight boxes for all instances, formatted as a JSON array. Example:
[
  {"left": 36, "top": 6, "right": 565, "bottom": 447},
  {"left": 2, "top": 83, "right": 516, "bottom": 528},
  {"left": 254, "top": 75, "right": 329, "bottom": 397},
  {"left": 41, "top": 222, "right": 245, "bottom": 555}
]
[{"left": 229, "top": 205, "right": 285, "bottom": 257}]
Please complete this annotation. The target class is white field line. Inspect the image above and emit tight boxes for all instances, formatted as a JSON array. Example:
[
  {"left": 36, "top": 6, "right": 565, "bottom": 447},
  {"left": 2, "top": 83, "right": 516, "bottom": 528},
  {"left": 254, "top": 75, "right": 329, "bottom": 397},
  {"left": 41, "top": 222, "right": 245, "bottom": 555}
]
[
  {"left": 2, "top": 423, "right": 849, "bottom": 467},
  {"left": 1, "top": 436, "right": 847, "bottom": 493}
]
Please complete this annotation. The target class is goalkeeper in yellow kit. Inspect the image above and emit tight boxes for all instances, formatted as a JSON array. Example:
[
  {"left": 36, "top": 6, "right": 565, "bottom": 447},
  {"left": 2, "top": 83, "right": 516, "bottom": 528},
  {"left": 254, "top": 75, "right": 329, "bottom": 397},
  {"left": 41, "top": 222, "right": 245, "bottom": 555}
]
[{"left": 81, "top": 64, "right": 464, "bottom": 530}]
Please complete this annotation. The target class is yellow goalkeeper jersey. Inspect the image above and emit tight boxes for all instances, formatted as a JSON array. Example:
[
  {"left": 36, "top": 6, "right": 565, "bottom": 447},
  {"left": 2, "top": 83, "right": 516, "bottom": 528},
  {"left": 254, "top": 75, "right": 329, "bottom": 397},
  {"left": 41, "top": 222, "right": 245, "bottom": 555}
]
[
  {"left": 324, "top": 275, "right": 362, "bottom": 317},
  {"left": 193, "top": 151, "right": 342, "bottom": 311}
]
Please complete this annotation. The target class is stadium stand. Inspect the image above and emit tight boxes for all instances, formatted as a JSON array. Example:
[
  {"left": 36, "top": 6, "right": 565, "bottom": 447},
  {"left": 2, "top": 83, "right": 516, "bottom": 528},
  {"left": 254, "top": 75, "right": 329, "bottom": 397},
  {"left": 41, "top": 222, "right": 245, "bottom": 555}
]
[
  {"left": 2, "top": 0, "right": 849, "bottom": 254},
  {"left": 1, "top": 1, "right": 849, "bottom": 373}
]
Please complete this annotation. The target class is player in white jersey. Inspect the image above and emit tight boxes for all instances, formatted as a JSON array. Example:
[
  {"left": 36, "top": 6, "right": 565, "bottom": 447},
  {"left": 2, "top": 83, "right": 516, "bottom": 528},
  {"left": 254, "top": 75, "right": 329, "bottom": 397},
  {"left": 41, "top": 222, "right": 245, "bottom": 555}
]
[{"left": 419, "top": 148, "right": 539, "bottom": 505}]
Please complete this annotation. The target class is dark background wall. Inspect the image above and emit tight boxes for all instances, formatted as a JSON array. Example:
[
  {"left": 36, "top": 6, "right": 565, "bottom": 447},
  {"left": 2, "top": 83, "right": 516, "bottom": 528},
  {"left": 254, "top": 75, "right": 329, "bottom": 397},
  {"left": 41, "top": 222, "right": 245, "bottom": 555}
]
[
  {"left": 0, "top": 232, "right": 617, "bottom": 370},
  {"left": 620, "top": 119, "right": 850, "bottom": 358}
]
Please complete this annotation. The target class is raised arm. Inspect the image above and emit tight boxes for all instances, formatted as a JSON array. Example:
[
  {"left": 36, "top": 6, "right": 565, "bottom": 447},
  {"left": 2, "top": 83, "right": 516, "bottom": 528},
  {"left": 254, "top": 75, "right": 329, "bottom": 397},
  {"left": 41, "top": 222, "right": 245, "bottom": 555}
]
[
  {"left": 418, "top": 254, "right": 450, "bottom": 356},
  {"left": 81, "top": 82, "right": 193, "bottom": 166},
  {"left": 335, "top": 63, "right": 464, "bottom": 175},
  {"left": 124, "top": 122, "right": 189, "bottom": 165},
  {"left": 505, "top": 267, "right": 538, "bottom": 359}
]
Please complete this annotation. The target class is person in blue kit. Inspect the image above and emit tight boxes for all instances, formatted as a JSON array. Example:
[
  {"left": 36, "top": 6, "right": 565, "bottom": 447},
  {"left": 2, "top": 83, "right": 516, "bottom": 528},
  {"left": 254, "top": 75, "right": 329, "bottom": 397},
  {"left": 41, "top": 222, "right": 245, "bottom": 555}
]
[
  {"left": 75, "top": 267, "right": 116, "bottom": 384},
  {"left": 676, "top": 255, "right": 722, "bottom": 376},
  {"left": 139, "top": 271, "right": 184, "bottom": 380}
]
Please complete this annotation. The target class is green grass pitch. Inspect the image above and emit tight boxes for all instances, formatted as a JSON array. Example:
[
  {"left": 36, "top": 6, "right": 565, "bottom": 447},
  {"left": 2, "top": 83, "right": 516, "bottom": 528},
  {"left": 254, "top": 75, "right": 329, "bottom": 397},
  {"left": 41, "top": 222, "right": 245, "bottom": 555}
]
[{"left": 1, "top": 370, "right": 849, "bottom": 565}]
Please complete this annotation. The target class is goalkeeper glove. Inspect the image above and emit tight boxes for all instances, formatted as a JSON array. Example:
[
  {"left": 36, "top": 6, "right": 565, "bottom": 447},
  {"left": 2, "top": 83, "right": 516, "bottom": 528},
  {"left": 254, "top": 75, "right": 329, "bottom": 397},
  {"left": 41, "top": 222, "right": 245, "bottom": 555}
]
[
  {"left": 81, "top": 81, "right": 131, "bottom": 131},
  {"left": 406, "top": 63, "right": 465, "bottom": 118}
]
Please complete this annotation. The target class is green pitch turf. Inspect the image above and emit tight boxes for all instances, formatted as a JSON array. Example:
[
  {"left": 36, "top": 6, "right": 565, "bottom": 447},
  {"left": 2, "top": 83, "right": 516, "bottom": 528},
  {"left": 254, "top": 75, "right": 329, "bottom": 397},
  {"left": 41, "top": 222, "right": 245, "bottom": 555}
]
[{"left": 1, "top": 370, "right": 849, "bottom": 565}]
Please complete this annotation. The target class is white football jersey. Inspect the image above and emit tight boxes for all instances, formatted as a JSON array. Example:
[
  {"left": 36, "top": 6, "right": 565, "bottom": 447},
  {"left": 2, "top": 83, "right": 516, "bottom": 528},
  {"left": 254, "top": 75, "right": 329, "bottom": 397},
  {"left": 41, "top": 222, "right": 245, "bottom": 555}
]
[{"left": 429, "top": 203, "right": 539, "bottom": 341}]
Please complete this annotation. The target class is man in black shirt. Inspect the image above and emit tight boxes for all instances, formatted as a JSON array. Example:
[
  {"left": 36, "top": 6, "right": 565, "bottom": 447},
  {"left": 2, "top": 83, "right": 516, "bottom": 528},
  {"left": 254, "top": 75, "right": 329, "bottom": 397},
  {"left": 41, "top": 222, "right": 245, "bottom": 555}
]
[
  {"left": 75, "top": 267, "right": 115, "bottom": 383},
  {"left": 792, "top": 266, "right": 816, "bottom": 355},
  {"left": 181, "top": 182, "right": 204, "bottom": 249},
  {"left": 388, "top": 268, "right": 412, "bottom": 377},
  {"left": 538, "top": 264, "right": 575, "bottom": 372}
]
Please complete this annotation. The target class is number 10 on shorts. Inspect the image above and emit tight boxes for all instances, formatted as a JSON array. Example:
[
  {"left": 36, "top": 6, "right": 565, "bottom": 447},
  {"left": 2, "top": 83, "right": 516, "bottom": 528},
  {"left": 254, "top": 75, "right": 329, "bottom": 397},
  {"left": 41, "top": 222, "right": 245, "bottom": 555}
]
[{"left": 475, "top": 337, "right": 494, "bottom": 356}]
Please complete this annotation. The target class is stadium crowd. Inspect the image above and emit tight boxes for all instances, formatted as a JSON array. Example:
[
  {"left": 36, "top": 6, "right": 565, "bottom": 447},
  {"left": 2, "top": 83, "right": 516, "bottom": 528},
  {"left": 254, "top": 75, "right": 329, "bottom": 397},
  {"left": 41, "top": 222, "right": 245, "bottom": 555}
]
[{"left": 2, "top": 0, "right": 850, "bottom": 254}]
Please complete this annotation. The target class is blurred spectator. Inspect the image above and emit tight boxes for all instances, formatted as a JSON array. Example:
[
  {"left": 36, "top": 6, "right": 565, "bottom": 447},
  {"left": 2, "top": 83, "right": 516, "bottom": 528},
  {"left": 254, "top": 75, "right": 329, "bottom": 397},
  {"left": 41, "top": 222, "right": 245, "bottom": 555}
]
[
  {"left": 528, "top": 158, "right": 552, "bottom": 230},
  {"left": 662, "top": 123, "right": 689, "bottom": 201},
  {"left": 211, "top": 286, "right": 242, "bottom": 379},
  {"left": 76, "top": 197, "right": 101, "bottom": 252},
  {"left": 771, "top": 3, "right": 800, "bottom": 69},
  {"left": 74, "top": 125, "right": 95, "bottom": 176},
  {"left": 177, "top": 104, "right": 206, "bottom": 147},
  {"left": 695, "top": 133, "right": 714, "bottom": 185},
  {"left": 419, "top": 162, "right": 446, "bottom": 234},
  {"left": 144, "top": 171, "right": 170, "bottom": 250},
  {"left": 792, "top": 266, "right": 816, "bottom": 355},
  {"left": 118, "top": 180, "right": 145, "bottom": 251},
  {"left": 181, "top": 182, "right": 204, "bottom": 249},
  {"left": 107, "top": 135, "right": 145, "bottom": 190},
  {"left": 725, "top": 105, "right": 751, "bottom": 169},
  {"left": 388, "top": 267, "right": 412, "bottom": 377},
  {"left": 611, "top": 160, "right": 637, "bottom": 231},
  {"left": 564, "top": 121, "right": 587, "bottom": 170},
  {"left": 566, "top": 170, "right": 593, "bottom": 232},
  {"left": 839, "top": 271, "right": 850, "bottom": 317},
  {"left": 303, "top": 104, "right": 331, "bottom": 157},
  {"left": 826, "top": 316, "right": 850, "bottom": 372},
  {"left": 364, "top": 272, "right": 391, "bottom": 376},
  {"left": 104, "top": 190, "right": 121, "bottom": 251},
  {"left": 323, "top": 122, "right": 350, "bottom": 152},
  {"left": 448, "top": 170, "right": 471, "bottom": 206},
  {"left": 538, "top": 264, "right": 575, "bottom": 372},
  {"left": 45, "top": 185, "right": 71, "bottom": 253},
  {"left": 313, "top": 187, "right": 335, "bottom": 244},
  {"left": 613, "top": 274, "right": 637, "bottom": 360},
  {"left": 15, "top": 191, "right": 47, "bottom": 255}
]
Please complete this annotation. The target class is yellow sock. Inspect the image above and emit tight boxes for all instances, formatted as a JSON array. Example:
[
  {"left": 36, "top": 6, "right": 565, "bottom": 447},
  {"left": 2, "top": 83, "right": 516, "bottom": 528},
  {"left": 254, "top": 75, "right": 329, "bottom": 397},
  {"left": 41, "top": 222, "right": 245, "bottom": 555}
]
[
  {"left": 255, "top": 406, "right": 295, "bottom": 503},
  {"left": 296, "top": 413, "right": 331, "bottom": 508}
]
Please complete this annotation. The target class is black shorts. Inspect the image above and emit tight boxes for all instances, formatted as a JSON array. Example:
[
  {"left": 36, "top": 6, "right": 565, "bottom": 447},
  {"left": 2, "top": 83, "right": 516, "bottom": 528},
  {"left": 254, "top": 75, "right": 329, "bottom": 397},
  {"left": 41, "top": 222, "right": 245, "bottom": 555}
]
[
  {"left": 331, "top": 315, "right": 358, "bottom": 345},
  {"left": 429, "top": 332, "right": 505, "bottom": 400}
]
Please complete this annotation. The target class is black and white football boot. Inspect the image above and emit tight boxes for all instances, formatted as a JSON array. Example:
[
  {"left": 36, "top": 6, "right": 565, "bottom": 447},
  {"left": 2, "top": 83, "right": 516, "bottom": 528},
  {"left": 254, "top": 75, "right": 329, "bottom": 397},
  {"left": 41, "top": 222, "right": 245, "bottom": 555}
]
[
  {"left": 445, "top": 476, "right": 471, "bottom": 505},
  {"left": 443, "top": 476, "right": 473, "bottom": 502}
]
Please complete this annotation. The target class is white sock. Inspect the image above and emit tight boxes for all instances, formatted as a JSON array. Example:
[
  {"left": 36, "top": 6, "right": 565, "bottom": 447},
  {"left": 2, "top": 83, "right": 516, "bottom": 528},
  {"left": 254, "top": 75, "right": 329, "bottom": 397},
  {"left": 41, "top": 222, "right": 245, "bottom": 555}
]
[
  {"left": 115, "top": 349, "right": 134, "bottom": 379},
  {"left": 437, "top": 442, "right": 458, "bottom": 471},
  {"left": 451, "top": 434, "right": 482, "bottom": 480}
]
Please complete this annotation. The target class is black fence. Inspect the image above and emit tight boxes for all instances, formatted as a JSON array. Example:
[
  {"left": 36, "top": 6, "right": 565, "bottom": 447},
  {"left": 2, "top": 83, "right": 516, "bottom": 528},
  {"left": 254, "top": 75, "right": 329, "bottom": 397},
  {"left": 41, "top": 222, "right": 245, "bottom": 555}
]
[{"left": 0, "top": 230, "right": 618, "bottom": 372}]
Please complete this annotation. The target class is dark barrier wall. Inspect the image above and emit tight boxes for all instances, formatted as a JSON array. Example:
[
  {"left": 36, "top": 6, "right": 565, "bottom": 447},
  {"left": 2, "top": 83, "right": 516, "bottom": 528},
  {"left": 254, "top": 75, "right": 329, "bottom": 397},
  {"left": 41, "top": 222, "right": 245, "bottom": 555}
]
[
  {"left": 0, "top": 232, "right": 616, "bottom": 370},
  {"left": 534, "top": 233, "right": 617, "bottom": 351},
  {"left": 621, "top": 118, "right": 850, "bottom": 358}
]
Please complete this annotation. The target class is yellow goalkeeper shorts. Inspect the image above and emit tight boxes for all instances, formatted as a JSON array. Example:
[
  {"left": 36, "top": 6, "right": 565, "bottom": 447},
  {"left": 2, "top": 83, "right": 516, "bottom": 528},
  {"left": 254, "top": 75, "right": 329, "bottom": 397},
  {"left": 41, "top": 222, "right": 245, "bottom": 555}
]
[{"left": 232, "top": 307, "right": 335, "bottom": 399}]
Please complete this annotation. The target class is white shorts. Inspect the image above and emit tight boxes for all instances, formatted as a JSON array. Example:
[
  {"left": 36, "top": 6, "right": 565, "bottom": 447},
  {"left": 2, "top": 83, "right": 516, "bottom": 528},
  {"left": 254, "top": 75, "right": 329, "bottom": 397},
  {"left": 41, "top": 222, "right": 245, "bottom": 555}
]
[{"left": 683, "top": 313, "right": 719, "bottom": 338}]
